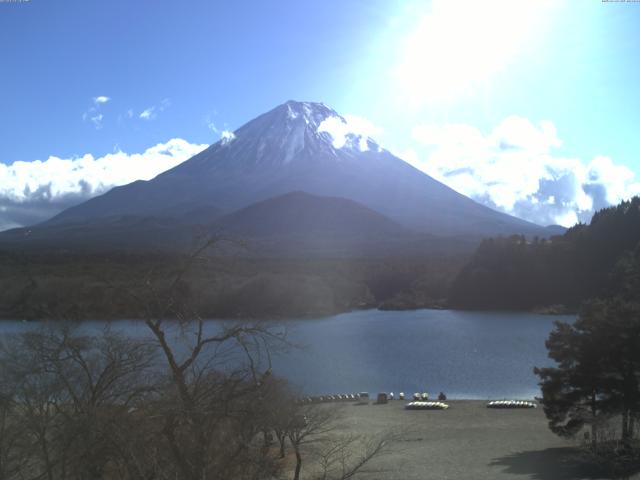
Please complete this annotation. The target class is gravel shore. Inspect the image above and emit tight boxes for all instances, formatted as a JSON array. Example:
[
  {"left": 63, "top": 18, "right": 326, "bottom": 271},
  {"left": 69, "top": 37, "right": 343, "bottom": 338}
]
[{"left": 330, "top": 400, "right": 615, "bottom": 480}]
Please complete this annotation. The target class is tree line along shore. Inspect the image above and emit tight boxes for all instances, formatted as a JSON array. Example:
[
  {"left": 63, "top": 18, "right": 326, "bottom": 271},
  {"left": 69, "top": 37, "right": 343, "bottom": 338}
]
[{"left": 2, "top": 197, "right": 639, "bottom": 321}]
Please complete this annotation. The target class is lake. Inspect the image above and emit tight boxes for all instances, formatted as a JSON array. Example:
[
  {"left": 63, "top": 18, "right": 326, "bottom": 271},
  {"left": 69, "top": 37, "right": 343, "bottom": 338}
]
[{"left": 0, "top": 309, "right": 574, "bottom": 400}]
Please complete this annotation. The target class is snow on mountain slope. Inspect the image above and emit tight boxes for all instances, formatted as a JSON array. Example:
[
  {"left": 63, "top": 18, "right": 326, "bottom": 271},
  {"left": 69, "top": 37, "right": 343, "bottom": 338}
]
[{"left": 46, "top": 101, "right": 550, "bottom": 237}]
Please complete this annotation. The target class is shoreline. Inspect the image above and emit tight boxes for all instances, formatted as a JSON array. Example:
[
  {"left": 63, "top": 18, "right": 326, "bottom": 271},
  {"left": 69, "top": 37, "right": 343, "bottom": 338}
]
[{"left": 0, "top": 305, "right": 578, "bottom": 323}]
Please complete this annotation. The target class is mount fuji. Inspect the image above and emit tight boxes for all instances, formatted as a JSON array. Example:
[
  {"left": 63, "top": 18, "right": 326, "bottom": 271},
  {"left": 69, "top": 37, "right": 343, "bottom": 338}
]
[{"left": 4, "top": 101, "right": 560, "bottom": 252}]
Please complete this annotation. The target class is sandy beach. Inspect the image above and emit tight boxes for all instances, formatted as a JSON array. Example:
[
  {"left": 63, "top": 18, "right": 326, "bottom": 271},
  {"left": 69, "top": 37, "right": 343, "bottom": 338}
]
[{"left": 323, "top": 400, "right": 620, "bottom": 480}]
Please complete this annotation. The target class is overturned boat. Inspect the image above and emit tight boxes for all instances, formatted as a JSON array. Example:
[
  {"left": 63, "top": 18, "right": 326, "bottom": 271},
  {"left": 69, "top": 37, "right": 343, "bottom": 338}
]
[
  {"left": 405, "top": 401, "right": 449, "bottom": 410},
  {"left": 486, "top": 400, "right": 536, "bottom": 409}
]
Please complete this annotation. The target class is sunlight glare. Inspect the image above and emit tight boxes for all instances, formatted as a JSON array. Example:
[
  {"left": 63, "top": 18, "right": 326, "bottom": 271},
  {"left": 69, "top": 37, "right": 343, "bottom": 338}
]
[{"left": 394, "top": 0, "right": 554, "bottom": 105}]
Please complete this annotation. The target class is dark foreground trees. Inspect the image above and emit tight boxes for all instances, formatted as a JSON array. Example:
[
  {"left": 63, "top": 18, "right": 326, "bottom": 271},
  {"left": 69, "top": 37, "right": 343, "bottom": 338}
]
[
  {"left": 451, "top": 197, "right": 640, "bottom": 311},
  {"left": 0, "top": 325, "right": 159, "bottom": 479},
  {"left": 0, "top": 239, "right": 397, "bottom": 479},
  {"left": 535, "top": 298, "right": 640, "bottom": 455},
  {"left": 0, "top": 246, "right": 393, "bottom": 478},
  {"left": 0, "top": 321, "right": 288, "bottom": 479},
  {"left": 0, "top": 322, "right": 396, "bottom": 480}
]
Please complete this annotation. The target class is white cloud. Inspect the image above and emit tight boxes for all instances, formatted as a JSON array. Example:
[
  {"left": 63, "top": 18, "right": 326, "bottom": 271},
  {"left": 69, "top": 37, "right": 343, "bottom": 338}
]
[
  {"left": 317, "top": 114, "right": 383, "bottom": 151},
  {"left": 490, "top": 116, "right": 561, "bottom": 152},
  {"left": 83, "top": 95, "right": 111, "bottom": 129},
  {"left": 554, "top": 210, "right": 578, "bottom": 228},
  {"left": 83, "top": 111, "right": 105, "bottom": 129},
  {"left": 139, "top": 98, "right": 171, "bottom": 121},
  {"left": 90, "top": 113, "right": 104, "bottom": 130},
  {"left": 220, "top": 130, "right": 236, "bottom": 145},
  {"left": 0, "top": 138, "right": 208, "bottom": 230},
  {"left": 405, "top": 117, "right": 640, "bottom": 227},
  {"left": 93, "top": 96, "right": 110, "bottom": 105},
  {"left": 139, "top": 107, "right": 156, "bottom": 120},
  {"left": 343, "top": 114, "right": 384, "bottom": 138},
  {"left": 205, "top": 112, "right": 228, "bottom": 136},
  {"left": 318, "top": 117, "right": 350, "bottom": 149}
]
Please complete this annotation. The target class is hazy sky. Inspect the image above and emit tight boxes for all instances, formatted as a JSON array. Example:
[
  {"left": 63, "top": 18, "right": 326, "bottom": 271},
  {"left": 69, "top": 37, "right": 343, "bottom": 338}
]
[{"left": 1, "top": 0, "right": 639, "bottom": 229}]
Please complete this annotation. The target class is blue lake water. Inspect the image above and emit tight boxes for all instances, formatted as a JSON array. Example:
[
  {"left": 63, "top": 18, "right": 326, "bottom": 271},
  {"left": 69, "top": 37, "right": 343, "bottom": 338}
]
[{"left": 0, "top": 309, "right": 574, "bottom": 400}]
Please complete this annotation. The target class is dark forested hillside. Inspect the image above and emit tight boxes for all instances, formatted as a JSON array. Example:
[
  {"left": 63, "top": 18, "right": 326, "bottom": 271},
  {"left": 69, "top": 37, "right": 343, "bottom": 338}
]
[
  {"left": 450, "top": 197, "right": 640, "bottom": 310},
  {"left": 0, "top": 250, "right": 468, "bottom": 320}
]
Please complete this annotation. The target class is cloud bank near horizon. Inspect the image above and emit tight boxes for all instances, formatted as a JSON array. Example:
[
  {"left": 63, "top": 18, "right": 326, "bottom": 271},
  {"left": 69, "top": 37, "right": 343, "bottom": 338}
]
[
  {"left": 401, "top": 116, "right": 640, "bottom": 227},
  {"left": 0, "top": 139, "right": 207, "bottom": 231},
  {"left": 1, "top": 114, "right": 638, "bottom": 232}
]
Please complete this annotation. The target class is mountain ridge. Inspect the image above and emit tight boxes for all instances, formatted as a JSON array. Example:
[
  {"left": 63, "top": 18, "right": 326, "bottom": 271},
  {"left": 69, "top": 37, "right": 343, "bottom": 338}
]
[
  {"left": 1, "top": 191, "right": 481, "bottom": 257},
  {"left": 43, "top": 100, "right": 556, "bottom": 239},
  {"left": 216, "top": 190, "right": 405, "bottom": 238}
]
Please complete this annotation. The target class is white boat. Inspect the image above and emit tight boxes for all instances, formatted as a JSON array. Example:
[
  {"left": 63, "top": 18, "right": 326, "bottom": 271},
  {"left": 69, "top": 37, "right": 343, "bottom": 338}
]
[
  {"left": 486, "top": 400, "right": 536, "bottom": 409},
  {"left": 405, "top": 401, "right": 449, "bottom": 410}
]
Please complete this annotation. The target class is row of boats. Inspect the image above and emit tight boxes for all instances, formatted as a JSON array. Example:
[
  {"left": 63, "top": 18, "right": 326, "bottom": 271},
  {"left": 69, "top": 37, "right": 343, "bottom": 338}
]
[
  {"left": 297, "top": 393, "right": 363, "bottom": 404},
  {"left": 297, "top": 391, "right": 440, "bottom": 404},
  {"left": 405, "top": 399, "right": 538, "bottom": 410},
  {"left": 486, "top": 400, "right": 537, "bottom": 409},
  {"left": 297, "top": 392, "right": 430, "bottom": 404},
  {"left": 297, "top": 394, "right": 537, "bottom": 410}
]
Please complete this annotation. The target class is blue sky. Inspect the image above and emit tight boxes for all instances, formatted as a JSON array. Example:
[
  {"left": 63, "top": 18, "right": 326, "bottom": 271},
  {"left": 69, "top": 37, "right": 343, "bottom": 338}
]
[{"left": 1, "top": 0, "right": 639, "bottom": 229}]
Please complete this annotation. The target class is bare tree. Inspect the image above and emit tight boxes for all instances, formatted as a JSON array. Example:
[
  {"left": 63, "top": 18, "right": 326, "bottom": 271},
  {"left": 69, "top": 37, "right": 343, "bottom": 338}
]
[
  {"left": 120, "top": 238, "right": 290, "bottom": 479},
  {"left": 314, "top": 432, "right": 393, "bottom": 480},
  {"left": 140, "top": 315, "right": 289, "bottom": 479},
  {"left": 287, "top": 404, "right": 338, "bottom": 480},
  {"left": 285, "top": 402, "right": 399, "bottom": 480},
  {"left": 0, "top": 383, "right": 26, "bottom": 479},
  {"left": 0, "top": 238, "right": 399, "bottom": 480},
  {"left": 0, "top": 323, "right": 158, "bottom": 480}
]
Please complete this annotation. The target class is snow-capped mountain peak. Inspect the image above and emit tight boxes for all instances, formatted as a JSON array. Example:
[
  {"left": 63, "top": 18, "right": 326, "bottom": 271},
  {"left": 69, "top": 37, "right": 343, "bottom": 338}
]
[
  {"left": 218, "top": 100, "right": 338, "bottom": 165},
  {"left": 283, "top": 100, "right": 336, "bottom": 127},
  {"left": 212, "top": 100, "right": 378, "bottom": 164},
  {"left": 46, "top": 100, "right": 550, "bottom": 238}
]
